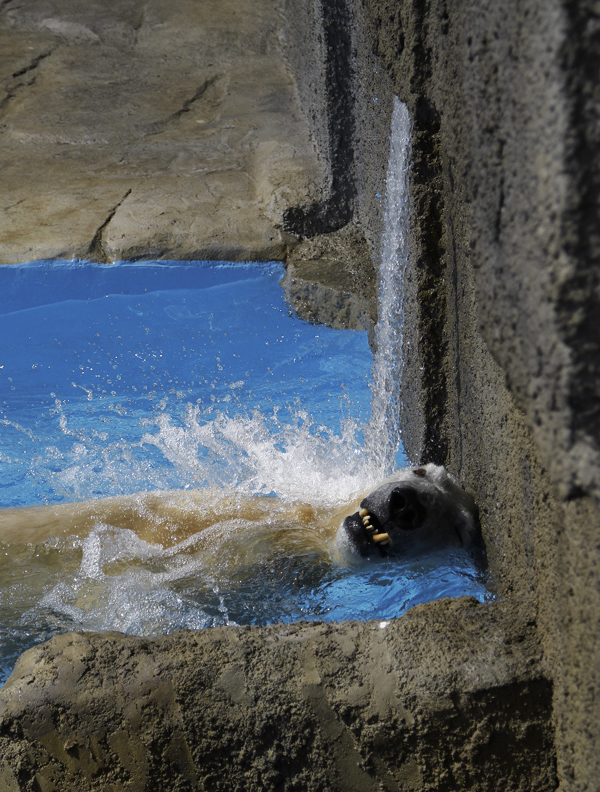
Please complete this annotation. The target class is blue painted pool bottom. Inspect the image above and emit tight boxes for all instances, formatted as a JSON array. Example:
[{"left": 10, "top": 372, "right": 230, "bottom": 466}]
[{"left": 0, "top": 260, "right": 490, "bottom": 684}]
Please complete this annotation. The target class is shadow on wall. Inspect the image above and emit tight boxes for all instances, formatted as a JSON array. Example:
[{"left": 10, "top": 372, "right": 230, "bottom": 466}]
[{"left": 282, "top": 0, "right": 356, "bottom": 236}]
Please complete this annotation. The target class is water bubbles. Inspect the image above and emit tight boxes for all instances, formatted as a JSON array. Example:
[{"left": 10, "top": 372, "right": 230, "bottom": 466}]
[{"left": 79, "top": 530, "right": 105, "bottom": 580}]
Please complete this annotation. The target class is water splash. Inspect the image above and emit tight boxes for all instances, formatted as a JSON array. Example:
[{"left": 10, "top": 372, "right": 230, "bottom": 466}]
[
  {"left": 139, "top": 405, "right": 379, "bottom": 507},
  {"left": 0, "top": 260, "right": 374, "bottom": 508},
  {"left": 366, "top": 98, "right": 412, "bottom": 473}
]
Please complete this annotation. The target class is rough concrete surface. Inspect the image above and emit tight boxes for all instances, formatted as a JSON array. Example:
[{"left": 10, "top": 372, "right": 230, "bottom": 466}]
[
  {"left": 282, "top": 225, "right": 375, "bottom": 331},
  {"left": 0, "top": 599, "right": 555, "bottom": 792},
  {"left": 355, "top": 0, "right": 600, "bottom": 789},
  {"left": 1, "top": 0, "right": 599, "bottom": 789}
]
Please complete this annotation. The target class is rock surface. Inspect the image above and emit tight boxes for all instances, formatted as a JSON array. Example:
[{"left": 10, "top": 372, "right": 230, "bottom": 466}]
[
  {"left": 0, "top": 0, "right": 324, "bottom": 264},
  {"left": 353, "top": 0, "right": 600, "bottom": 788},
  {"left": 0, "top": 599, "right": 555, "bottom": 791},
  {"left": 281, "top": 225, "right": 375, "bottom": 331}
]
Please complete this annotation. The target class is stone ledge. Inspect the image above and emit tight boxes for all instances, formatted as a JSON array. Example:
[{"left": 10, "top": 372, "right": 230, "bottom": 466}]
[
  {"left": 0, "top": 597, "right": 556, "bottom": 791},
  {"left": 281, "top": 226, "right": 377, "bottom": 332},
  {"left": 0, "top": 0, "right": 325, "bottom": 265}
]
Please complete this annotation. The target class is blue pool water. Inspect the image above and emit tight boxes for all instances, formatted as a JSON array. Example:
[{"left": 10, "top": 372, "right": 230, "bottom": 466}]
[
  {"left": 0, "top": 259, "right": 376, "bottom": 506},
  {"left": 0, "top": 259, "right": 489, "bottom": 684}
]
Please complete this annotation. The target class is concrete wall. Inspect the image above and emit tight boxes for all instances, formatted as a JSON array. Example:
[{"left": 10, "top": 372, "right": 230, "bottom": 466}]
[
  {"left": 351, "top": 0, "right": 600, "bottom": 788},
  {"left": 286, "top": 0, "right": 600, "bottom": 785}
]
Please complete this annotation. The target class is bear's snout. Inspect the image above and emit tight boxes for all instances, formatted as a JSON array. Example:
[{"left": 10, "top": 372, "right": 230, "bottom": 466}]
[
  {"left": 335, "top": 464, "right": 480, "bottom": 564},
  {"left": 338, "top": 512, "right": 382, "bottom": 558},
  {"left": 360, "top": 484, "right": 427, "bottom": 534}
]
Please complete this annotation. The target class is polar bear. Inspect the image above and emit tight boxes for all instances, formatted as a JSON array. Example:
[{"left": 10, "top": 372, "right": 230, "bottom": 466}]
[
  {"left": 334, "top": 463, "right": 479, "bottom": 563},
  {"left": 0, "top": 464, "right": 478, "bottom": 566}
]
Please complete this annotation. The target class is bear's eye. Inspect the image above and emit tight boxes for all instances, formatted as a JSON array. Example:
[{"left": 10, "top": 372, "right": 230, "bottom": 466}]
[{"left": 413, "top": 468, "right": 426, "bottom": 477}]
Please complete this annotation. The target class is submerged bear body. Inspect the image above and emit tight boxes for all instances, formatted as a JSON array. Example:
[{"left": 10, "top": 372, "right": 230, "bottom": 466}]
[{"left": 0, "top": 464, "right": 479, "bottom": 568}]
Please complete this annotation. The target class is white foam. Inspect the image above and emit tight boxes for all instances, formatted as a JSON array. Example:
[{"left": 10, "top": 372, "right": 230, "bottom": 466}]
[
  {"left": 140, "top": 406, "right": 381, "bottom": 508},
  {"left": 32, "top": 523, "right": 220, "bottom": 634}
]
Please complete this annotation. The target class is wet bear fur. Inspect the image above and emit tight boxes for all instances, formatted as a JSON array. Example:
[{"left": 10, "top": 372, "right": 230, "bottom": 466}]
[{"left": 0, "top": 464, "right": 479, "bottom": 569}]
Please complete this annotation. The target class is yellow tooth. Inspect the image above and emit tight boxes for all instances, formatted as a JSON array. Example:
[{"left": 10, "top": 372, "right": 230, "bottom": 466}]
[
  {"left": 372, "top": 533, "right": 390, "bottom": 544},
  {"left": 362, "top": 515, "right": 371, "bottom": 526},
  {"left": 359, "top": 508, "right": 369, "bottom": 517}
]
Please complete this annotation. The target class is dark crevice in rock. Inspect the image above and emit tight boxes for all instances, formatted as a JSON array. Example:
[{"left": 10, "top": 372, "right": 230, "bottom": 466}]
[
  {"left": 11, "top": 49, "right": 54, "bottom": 79},
  {"left": 0, "top": 91, "right": 13, "bottom": 112},
  {"left": 3, "top": 198, "right": 24, "bottom": 212},
  {"left": 450, "top": 222, "right": 464, "bottom": 471},
  {"left": 559, "top": 3, "right": 600, "bottom": 459},
  {"left": 283, "top": 0, "right": 356, "bottom": 238},
  {"left": 1, "top": 49, "right": 54, "bottom": 114},
  {"left": 361, "top": 0, "right": 449, "bottom": 466},
  {"left": 400, "top": 4, "right": 449, "bottom": 469},
  {"left": 409, "top": 0, "right": 434, "bottom": 92},
  {"left": 144, "top": 76, "right": 220, "bottom": 137},
  {"left": 132, "top": 5, "right": 146, "bottom": 46},
  {"left": 411, "top": 100, "right": 448, "bottom": 467},
  {"left": 88, "top": 189, "right": 133, "bottom": 263},
  {"left": 493, "top": 138, "right": 506, "bottom": 243},
  {"left": 172, "top": 79, "right": 218, "bottom": 119}
]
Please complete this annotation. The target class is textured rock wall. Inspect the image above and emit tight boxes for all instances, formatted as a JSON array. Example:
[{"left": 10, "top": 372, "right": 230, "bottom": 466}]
[
  {"left": 353, "top": 0, "right": 600, "bottom": 788},
  {"left": 0, "top": 0, "right": 325, "bottom": 264},
  {"left": 0, "top": 601, "right": 555, "bottom": 792}
]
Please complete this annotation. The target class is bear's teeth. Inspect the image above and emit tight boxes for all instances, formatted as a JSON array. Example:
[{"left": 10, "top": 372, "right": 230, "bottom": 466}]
[
  {"left": 362, "top": 515, "right": 371, "bottom": 526},
  {"left": 359, "top": 508, "right": 369, "bottom": 517},
  {"left": 372, "top": 533, "right": 390, "bottom": 544}
]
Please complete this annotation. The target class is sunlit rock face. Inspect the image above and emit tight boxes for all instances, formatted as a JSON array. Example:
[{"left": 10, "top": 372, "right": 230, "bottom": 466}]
[
  {"left": 0, "top": 0, "right": 326, "bottom": 264},
  {"left": 0, "top": 601, "right": 555, "bottom": 792}
]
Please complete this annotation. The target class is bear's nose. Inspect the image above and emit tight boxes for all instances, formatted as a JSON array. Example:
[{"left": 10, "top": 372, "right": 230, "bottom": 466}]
[{"left": 388, "top": 487, "right": 427, "bottom": 530}]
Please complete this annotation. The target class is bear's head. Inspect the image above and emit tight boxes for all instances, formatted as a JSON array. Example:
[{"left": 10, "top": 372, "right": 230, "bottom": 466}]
[{"left": 336, "top": 463, "right": 479, "bottom": 562}]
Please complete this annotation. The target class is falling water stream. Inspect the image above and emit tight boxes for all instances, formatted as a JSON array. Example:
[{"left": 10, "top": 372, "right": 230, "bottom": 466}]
[
  {"left": 366, "top": 98, "right": 412, "bottom": 471},
  {"left": 0, "top": 100, "right": 488, "bottom": 684}
]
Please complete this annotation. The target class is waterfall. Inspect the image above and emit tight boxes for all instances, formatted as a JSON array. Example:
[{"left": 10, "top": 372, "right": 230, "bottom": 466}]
[{"left": 366, "top": 97, "right": 413, "bottom": 474}]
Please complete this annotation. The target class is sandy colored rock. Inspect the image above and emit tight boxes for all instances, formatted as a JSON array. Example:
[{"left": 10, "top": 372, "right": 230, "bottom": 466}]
[
  {"left": 0, "top": 0, "right": 325, "bottom": 264},
  {"left": 0, "top": 599, "right": 555, "bottom": 791}
]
